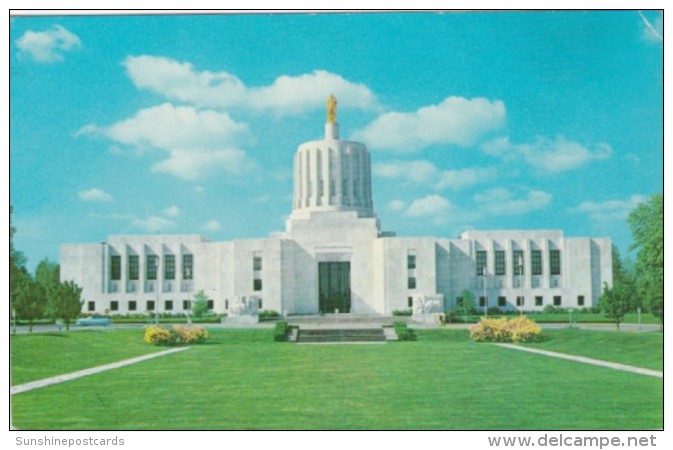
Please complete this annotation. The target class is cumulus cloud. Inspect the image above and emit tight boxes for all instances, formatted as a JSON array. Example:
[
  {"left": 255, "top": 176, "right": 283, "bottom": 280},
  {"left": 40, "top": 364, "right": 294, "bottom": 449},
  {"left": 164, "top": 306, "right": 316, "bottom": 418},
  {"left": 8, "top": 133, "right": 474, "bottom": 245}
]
[
  {"left": 130, "top": 216, "right": 176, "bottom": 232},
  {"left": 387, "top": 199, "right": 407, "bottom": 211},
  {"left": 202, "top": 220, "right": 221, "bottom": 232},
  {"left": 473, "top": 188, "right": 552, "bottom": 216},
  {"left": 16, "top": 25, "right": 81, "bottom": 62},
  {"left": 373, "top": 160, "right": 496, "bottom": 191},
  {"left": 482, "top": 136, "right": 612, "bottom": 173},
  {"left": 352, "top": 96, "right": 505, "bottom": 152},
  {"left": 123, "top": 55, "right": 378, "bottom": 114},
  {"left": 77, "top": 103, "right": 255, "bottom": 180},
  {"left": 78, "top": 188, "right": 113, "bottom": 202},
  {"left": 405, "top": 194, "right": 453, "bottom": 217},
  {"left": 571, "top": 194, "right": 647, "bottom": 223},
  {"left": 163, "top": 206, "right": 180, "bottom": 217}
]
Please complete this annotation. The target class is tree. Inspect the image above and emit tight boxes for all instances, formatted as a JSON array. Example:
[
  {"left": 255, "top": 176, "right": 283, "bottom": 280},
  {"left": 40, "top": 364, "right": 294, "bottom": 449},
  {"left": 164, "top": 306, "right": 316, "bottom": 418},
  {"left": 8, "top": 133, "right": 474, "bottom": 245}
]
[
  {"left": 628, "top": 194, "right": 663, "bottom": 324},
  {"left": 611, "top": 245, "right": 638, "bottom": 312},
  {"left": 191, "top": 290, "right": 211, "bottom": 318},
  {"left": 457, "top": 290, "right": 475, "bottom": 323},
  {"left": 46, "top": 281, "right": 84, "bottom": 331},
  {"left": 35, "top": 259, "right": 60, "bottom": 292},
  {"left": 13, "top": 276, "right": 47, "bottom": 332},
  {"left": 599, "top": 283, "right": 628, "bottom": 330},
  {"left": 10, "top": 206, "right": 28, "bottom": 307}
]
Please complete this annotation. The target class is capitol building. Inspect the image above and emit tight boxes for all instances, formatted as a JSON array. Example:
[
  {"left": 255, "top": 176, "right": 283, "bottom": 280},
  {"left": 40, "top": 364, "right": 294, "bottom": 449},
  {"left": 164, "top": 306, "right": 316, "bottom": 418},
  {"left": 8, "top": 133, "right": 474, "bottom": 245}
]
[{"left": 61, "top": 96, "right": 613, "bottom": 317}]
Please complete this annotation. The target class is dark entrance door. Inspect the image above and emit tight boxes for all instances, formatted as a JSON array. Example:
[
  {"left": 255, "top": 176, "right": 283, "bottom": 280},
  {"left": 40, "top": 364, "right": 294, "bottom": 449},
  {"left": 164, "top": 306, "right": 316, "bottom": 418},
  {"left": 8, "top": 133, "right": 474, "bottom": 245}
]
[{"left": 318, "top": 262, "right": 351, "bottom": 313}]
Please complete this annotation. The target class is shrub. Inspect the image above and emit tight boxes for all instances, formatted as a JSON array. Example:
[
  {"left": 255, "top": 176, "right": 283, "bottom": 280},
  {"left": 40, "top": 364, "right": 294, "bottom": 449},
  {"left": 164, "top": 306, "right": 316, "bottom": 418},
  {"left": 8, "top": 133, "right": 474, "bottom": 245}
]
[
  {"left": 259, "top": 310, "right": 282, "bottom": 321},
  {"left": 469, "top": 315, "right": 542, "bottom": 343},
  {"left": 392, "top": 309, "right": 412, "bottom": 316},
  {"left": 274, "top": 321, "right": 289, "bottom": 342},
  {"left": 543, "top": 304, "right": 557, "bottom": 314},
  {"left": 487, "top": 306, "right": 503, "bottom": 316},
  {"left": 144, "top": 325, "right": 208, "bottom": 346},
  {"left": 393, "top": 321, "right": 416, "bottom": 341},
  {"left": 144, "top": 325, "right": 177, "bottom": 346}
]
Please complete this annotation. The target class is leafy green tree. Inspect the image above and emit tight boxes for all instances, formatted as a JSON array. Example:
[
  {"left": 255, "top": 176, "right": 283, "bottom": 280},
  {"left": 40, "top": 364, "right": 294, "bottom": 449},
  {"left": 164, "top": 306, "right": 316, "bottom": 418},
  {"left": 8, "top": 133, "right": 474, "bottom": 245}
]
[
  {"left": 10, "top": 206, "right": 28, "bottom": 307},
  {"left": 628, "top": 194, "right": 663, "bottom": 323},
  {"left": 191, "top": 290, "right": 211, "bottom": 318},
  {"left": 35, "top": 259, "right": 60, "bottom": 292},
  {"left": 46, "top": 281, "right": 83, "bottom": 331},
  {"left": 611, "top": 245, "right": 638, "bottom": 312},
  {"left": 599, "top": 282, "right": 628, "bottom": 330},
  {"left": 457, "top": 290, "right": 475, "bottom": 323},
  {"left": 14, "top": 276, "right": 47, "bottom": 332}
]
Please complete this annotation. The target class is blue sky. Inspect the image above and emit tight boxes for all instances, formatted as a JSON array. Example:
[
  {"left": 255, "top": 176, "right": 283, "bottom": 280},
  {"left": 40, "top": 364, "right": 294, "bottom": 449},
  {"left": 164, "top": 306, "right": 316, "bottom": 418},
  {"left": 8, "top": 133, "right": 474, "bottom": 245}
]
[{"left": 9, "top": 11, "right": 663, "bottom": 272}]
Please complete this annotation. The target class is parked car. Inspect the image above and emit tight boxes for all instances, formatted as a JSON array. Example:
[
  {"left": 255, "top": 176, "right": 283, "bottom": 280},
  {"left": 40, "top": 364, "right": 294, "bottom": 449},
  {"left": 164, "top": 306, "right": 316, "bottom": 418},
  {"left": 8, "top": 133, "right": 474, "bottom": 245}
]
[{"left": 75, "top": 316, "right": 111, "bottom": 326}]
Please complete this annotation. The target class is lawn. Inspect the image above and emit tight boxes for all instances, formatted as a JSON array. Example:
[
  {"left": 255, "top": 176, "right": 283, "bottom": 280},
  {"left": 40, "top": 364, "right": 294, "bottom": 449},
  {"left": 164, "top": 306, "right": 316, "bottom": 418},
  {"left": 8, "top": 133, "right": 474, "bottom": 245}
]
[{"left": 10, "top": 328, "right": 662, "bottom": 430}]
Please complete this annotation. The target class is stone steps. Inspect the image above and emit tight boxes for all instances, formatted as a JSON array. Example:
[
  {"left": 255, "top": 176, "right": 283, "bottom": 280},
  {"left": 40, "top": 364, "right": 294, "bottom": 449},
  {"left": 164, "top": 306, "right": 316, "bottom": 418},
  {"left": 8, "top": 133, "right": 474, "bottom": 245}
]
[{"left": 296, "top": 327, "right": 387, "bottom": 343}]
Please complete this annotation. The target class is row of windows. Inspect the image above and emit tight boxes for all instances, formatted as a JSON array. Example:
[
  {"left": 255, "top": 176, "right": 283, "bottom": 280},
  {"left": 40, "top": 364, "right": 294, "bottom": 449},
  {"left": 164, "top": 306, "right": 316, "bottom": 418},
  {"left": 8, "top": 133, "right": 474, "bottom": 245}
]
[
  {"left": 469, "top": 295, "right": 585, "bottom": 307},
  {"left": 224, "top": 298, "right": 263, "bottom": 310},
  {"left": 253, "top": 253, "right": 263, "bottom": 291},
  {"left": 87, "top": 299, "right": 214, "bottom": 312},
  {"left": 110, "top": 254, "right": 193, "bottom": 281},
  {"left": 476, "top": 250, "right": 561, "bottom": 276}
]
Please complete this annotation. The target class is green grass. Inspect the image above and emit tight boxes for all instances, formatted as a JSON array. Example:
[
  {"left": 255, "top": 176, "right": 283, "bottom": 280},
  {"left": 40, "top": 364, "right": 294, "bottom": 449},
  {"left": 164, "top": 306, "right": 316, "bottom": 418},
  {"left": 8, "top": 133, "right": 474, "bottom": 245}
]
[
  {"left": 10, "top": 329, "right": 158, "bottom": 386},
  {"left": 11, "top": 328, "right": 662, "bottom": 430},
  {"left": 523, "top": 328, "right": 663, "bottom": 371},
  {"left": 450, "top": 312, "right": 660, "bottom": 324}
]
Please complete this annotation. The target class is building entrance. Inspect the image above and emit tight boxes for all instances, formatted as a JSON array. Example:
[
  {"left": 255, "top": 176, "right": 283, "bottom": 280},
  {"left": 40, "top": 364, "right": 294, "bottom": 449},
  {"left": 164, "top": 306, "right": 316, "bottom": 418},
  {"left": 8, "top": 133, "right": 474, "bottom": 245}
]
[{"left": 318, "top": 262, "right": 351, "bottom": 313}]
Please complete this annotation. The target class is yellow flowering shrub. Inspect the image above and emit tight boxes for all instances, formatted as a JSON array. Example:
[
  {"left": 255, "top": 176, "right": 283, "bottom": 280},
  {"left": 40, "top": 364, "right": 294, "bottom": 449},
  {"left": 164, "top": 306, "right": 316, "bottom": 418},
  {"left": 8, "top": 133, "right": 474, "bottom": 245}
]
[
  {"left": 144, "top": 325, "right": 208, "bottom": 346},
  {"left": 469, "top": 315, "right": 542, "bottom": 343}
]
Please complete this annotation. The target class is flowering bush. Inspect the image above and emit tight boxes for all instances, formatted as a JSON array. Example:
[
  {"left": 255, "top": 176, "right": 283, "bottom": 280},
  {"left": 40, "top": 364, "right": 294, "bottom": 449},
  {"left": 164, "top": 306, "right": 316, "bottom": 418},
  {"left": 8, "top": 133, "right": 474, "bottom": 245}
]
[
  {"left": 144, "top": 325, "right": 208, "bottom": 346},
  {"left": 144, "top": 325, "right": 177, "bottom": 346},
  {"left": 469, "top": 315, "right": 542, "bottom": 343}
]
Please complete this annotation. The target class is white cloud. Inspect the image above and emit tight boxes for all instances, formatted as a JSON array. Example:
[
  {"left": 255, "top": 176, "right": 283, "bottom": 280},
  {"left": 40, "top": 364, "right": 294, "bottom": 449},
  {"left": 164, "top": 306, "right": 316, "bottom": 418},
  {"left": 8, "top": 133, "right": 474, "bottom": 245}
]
[
  {"left": 387, "top": 199, "right": 407, "bottom": 211},
  {"left": 202, "top": 220, "right": 221, "bottom": 232},
  {"left": 482, "top": 136, "right": 612, "bottom": 173},
  {"left": 78, "top": 188, "right": 113, "bottom": 202},
  {"left": 572, "top": 194, "right": 647, "bottom": 223},
  {"left": 123, "top": 56, "right": 378, "bottom": 114},
  {"left": 405, "top": 194, "right": 453, "bottom": 217},
  {"left": 163, "top": 206, "right": 180, "bottom": 217},
  {"left": 473, "top": 188, "right": 552, "bottom": 216},
  {"left": 16, "top": 25, "right": 81, "bottom": 62},
  {"left": 373, "top": 160, "right": 496, "bottom": 191},
  {"left": 352, "top": 96, "right": 505, "bottom": 152},
  {"left": 78, "top": 103, "right": 255, "bottom": 180},
  {"left": 130, "top": 216, "right": 176, "bottom": 232}
]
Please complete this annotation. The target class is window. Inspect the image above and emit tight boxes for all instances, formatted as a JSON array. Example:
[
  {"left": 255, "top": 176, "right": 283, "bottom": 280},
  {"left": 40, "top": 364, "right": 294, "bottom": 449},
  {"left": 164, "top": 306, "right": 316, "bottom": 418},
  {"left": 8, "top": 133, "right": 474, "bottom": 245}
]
[
  {"left": 164, "top": 254, "right": 175, "bottom": 280},
  {"left": 476, "top": 251, "right": 487, "bottom": 276},
  {"left": 183, "top": 254, "right": 193, "bottom": 279},
  {"left": 110, "top": 301, "right": 119, "bottom": 311},
  {"left": 498, "top": 296, "right": 506, "bottom": 307},
  {"left": 531, "top": 250, "right": 542, "bottom": 275},
  {"left": 553, "top": 296, "right": 562, "bottom": 306},
  {"left": 254, "top": 279, "right": 263, "bottom": 291},
  {"left": 535, "top": 296, "right": 543, "bottom": 306},
  {"left": 183, "top": 300, "right": 191, "bottom": 310},
  {"left": 146, "top": 300, "right": 155, "bottom": 311},
  {"left": 207, "top": 300, "right": 214, "bottom": 310},
  {"left": 513, "top": 250, "right": 524, "bottom": 276},
  {"left": 516, "top": 296, "right": 524, "bottom": 307},
  {"left": 128, "top": 300, "right": 137, "bottom": 311},
  {"left": 408, "top": 296, "right": 413, "bottom": 308},
  {"left": 110, "top": 255, "right": 121, "bottom": 280},
  {"left": 146, "top": 255, "right": 158, "bottom": 280},
  {"left": 88, "top": 301, "right": 95, "bottom": 312},
  {"left": 550, "top": 250, "right": 561, "bottom": 275},
  {"left": 128, "top": 255, "right": 139, "bottom": 280},
  {"left": 257, "top": 298, "right": 263, "bottom": 309},
  {"left": 479, "top": 296, "right": 487, "bottom": 307},
  {"left": 253, "top": 255, "right": 262, "bottom": 271},
  {"left": 165, "top": 300, "right": 173, "bottom": 311},
  {"left": 225, "top": 299, "right": 229, "bottom": 310},
  {"left": 407, "top": 277, "right": 416, "bottom": 289},
  {"left": 577, "top": 295, "right": 585, "bottom": 306},
  {"left": 407, "top": 253, "right": 416, "bottom": 269},
  {"left": 495, "top": 251, "right": 506, "bottom": 275}
]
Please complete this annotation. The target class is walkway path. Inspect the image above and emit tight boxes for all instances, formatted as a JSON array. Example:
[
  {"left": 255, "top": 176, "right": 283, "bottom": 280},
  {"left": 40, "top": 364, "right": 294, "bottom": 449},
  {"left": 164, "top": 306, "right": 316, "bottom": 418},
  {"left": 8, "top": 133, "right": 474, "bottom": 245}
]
[
  {"left": 495, "top": 343, "right": 663, "bottom": 378},
  {"left": 11, "top": 347, "right": 190, "bottom": 395}
]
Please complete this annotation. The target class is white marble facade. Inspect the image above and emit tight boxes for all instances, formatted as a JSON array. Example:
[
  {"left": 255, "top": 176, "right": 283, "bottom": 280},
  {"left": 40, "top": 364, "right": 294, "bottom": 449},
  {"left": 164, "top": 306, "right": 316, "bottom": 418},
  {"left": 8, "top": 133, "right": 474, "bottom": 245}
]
[{"left": 61, "top": 104, "right": 612, "bottom": 317}]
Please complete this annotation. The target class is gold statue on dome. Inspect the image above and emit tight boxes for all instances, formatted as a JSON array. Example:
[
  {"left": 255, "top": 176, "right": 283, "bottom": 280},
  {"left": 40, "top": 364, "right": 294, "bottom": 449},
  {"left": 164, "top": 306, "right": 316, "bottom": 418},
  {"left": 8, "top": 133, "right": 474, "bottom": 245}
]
[{"left": 326, "top": 94, "right": 337, "bottom": 124}]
